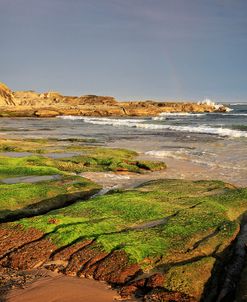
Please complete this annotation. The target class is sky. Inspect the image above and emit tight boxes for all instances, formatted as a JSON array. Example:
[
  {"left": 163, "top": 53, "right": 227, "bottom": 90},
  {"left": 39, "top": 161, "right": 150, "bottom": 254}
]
[{"left": 0, "top": 0, "right": 247, "bottom": 102}]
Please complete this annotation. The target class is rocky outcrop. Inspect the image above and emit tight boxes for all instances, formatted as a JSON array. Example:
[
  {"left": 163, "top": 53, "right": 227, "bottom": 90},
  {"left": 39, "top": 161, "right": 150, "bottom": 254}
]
[
  {"left": 0, "top": 82, "right": 230, "bottom": 117},
  {"left": 0, "top": 82, "right": 15, "bottom": 106},
  {"left": 0, "top": 179, "right": 246, "bottom": 301}
]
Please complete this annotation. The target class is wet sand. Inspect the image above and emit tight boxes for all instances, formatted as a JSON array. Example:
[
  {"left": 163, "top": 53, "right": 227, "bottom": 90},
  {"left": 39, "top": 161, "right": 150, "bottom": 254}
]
[
  {"left": 107, "top": 139, "right": 247, "bottom": 188},
  {"left": 5, "top": 271, "right": 119, "bottom": 302}
]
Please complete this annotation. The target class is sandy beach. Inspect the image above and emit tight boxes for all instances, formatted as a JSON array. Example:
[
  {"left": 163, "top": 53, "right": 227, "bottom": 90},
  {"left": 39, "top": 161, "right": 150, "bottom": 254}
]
[{"left": 4, "top": 271, "right": 119, "bottom": 302}]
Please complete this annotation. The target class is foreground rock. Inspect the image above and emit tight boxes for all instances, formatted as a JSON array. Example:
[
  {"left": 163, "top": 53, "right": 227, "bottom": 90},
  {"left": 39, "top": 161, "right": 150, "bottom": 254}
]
[
  {"left": 0, "top": 179, "right": 246, "bottom": 301},
  {"left": 0, "top": 175, "right": 101, "bottom": 222},
  {"left": 0, "top": 138, "right": 166, "bottom": 221},
  {"left": 0, "top": 82, "right": 229, "bottom": 117}
]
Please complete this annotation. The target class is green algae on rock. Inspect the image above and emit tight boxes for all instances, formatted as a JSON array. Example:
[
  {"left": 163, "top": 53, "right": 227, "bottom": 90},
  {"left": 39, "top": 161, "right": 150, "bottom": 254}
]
[
  {"left": 1, "top": 179, "right": 246, "bottom": 301},
  {"left": 0, "top": 156, "right": 64, "bottom": 180},
  {"left": 0, "top": 138, "right": 166, "bottom": 224},
  {"left": 0, "top": 138, "right": 166, "bottom": 174},
  {"left": 0, "top": 176, "right": 101, "bottom": 222}
]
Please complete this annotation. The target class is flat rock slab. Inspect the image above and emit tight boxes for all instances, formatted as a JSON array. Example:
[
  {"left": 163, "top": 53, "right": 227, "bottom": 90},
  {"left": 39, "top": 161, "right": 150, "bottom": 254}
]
[{"left": 1, "top": 174, "right": 62, "bottom": 184}]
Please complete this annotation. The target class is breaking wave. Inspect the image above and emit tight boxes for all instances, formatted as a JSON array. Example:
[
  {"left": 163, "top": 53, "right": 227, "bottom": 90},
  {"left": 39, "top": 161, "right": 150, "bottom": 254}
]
[
  {"left": 229, "top": 113, "right": 247, "bottom": 116},
  {"left": 159, "top": 112, "right": 207, "bottom": 116},
  {"left": 152, "top": 112, "right": 207, "bottom": 120},
  {"left": 59, "top": 116, "right": 247, "bottom": 138},
  {"left": 229, "top": 103, "right": 247, "bottom": 106},
  {"left": 139, "top": 124, "right": 247, "bottom": 138},
  {"left": 60, "top": 116, "right": 146, "bottom": 124}
]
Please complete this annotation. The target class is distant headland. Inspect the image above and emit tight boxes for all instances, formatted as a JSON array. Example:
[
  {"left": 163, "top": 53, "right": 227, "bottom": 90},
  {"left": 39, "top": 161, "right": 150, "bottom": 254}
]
[{"left": 0, "top": 82, "right": 229, "bottom": 118}]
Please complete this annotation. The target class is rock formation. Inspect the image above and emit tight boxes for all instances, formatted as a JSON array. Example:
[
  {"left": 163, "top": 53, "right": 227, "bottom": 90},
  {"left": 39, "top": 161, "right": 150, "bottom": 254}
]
[
  {"left": 0, "top": 82, "right": 229, "bottom": 117},
  {"left": 0, "top": 82, "right": 15, "bottom": 106}
]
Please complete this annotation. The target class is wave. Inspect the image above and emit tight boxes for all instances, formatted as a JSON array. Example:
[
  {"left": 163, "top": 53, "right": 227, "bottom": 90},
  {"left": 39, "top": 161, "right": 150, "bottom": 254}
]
[
  {"left": 220, "top": 113, "right": 247, "bottom": 116},
  {"left": 159, "top": 112, "right": 207, "bottom": 116},
  {"left": 159, "top": 112, "right": 201, "bottom": 116},
  {"left": 138, "top": 124, "right": 247, "bottom": 138},
  {"left": 59, "top": 116, "right": 147, "bottom": 124},
  {"left": 59, "top": 116, "right": 85, "bottom": 120},
  {"left": 160, "top": 112, "right": 240, "bottom": 118},
  {"left": 229, "top": 103, "right": 247, "bottom": 106},
  {"left": 152, "top": 111, "right": 247, "bottom": 121},
  {"left": 59, "top": 116, "right": 247, "bottom": 138},
  {"left": 152, "top": 112, "right": 207, "bottom": 121}
]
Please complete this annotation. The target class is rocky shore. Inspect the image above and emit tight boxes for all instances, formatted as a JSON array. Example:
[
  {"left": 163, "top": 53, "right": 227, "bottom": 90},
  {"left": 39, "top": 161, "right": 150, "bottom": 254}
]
[
  {"left": 0, "top": 137, "right": 247, "bottom": 302},
  {"left": 0, "top": 82, "right": 229, "bottom": 117}
]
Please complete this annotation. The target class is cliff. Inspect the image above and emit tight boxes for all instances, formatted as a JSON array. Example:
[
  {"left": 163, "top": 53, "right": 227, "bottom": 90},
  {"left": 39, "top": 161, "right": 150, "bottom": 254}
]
[{"left": 0, "top": 82, "right": 228, "bottom": 117}]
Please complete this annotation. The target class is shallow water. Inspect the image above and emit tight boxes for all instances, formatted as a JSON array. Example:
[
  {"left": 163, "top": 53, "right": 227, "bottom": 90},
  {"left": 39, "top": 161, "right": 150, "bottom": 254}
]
[{"left": 1, "top": 174, "right": 62, "bottom": 184}]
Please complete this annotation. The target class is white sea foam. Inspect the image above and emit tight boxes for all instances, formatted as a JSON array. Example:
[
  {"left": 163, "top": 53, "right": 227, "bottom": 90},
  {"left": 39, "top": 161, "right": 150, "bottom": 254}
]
[
  {"left": 221, "top": 113, "right": 247, "bottom": 116},
  {"left": 145, "top": 150, "right": 188, "bottom": 160},
  {"left": 229, "top": 103, "right": 247, "bottom": 106},
  {"left": 159, "top": 112, "right": 206, "bottom": 116},
  {"left": 142, "top": 124, "right": 247, "bottom": 138},
  {"left": 153, "top": 112, "right": 207, "bottom": 120},
  {"left": 59, "top": 116, "right": 146, "bottom": 124},
  {"left": 59, "top": 115, "right": 85, "bottom": 120},
  {"left": 59, "top": 116, "right": 247, "bottom": 138},
  {"left": 145, "top": 150, "right": 219, "bottom": 167},
  {"left": 224, "top": 107, "right": 234, "bottom": 112},
  {"left": 197, "top": 98, "right": 232, "bottom": 112},
  {"left": 197, "top": 99, "right": 216, "bottom": 106}
]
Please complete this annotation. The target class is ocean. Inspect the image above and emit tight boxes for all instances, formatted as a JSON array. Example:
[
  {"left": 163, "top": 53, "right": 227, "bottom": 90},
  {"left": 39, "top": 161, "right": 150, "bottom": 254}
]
[{"left": 0, "top": 103, "right": 246, "bottom": 186}]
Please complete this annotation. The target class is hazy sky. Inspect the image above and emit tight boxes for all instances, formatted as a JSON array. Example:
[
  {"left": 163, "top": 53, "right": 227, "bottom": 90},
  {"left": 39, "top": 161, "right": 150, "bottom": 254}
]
[{"left": 1, "top": 0, "right": 247, "bottom": 101}]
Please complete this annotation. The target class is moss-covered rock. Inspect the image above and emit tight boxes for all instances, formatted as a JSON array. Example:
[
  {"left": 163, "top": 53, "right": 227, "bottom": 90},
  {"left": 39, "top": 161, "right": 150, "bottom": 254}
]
[
  {"left": 163, "top": 257, "right": 216, "bottom": 299},
  {"left": 0, "top": 179, "right": 246, "bottom": 300},
  {"left": 0, "top": 176, "right": 101, "bottom": 221},
  {"left": 0, "top": 138, "right": 166, "bottom": 174}
]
